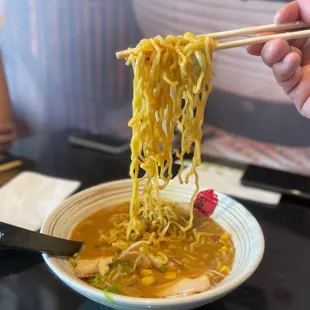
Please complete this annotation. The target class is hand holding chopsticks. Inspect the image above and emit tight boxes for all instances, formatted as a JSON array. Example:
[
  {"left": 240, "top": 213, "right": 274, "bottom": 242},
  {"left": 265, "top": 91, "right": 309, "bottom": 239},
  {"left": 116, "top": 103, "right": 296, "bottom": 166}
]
[
  {"left": 116, "top": 21, "right": 310, "bottom": 59},
  {"left": 247, "top": 0, "right": 310, "bottom": 119}
]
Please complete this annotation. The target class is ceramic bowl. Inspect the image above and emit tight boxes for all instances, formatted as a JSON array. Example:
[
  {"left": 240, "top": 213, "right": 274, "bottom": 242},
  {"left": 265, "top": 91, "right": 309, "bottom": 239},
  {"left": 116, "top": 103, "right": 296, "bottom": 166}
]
[{"left": 41, "top": 179, "right": 264, "bottom": 310}]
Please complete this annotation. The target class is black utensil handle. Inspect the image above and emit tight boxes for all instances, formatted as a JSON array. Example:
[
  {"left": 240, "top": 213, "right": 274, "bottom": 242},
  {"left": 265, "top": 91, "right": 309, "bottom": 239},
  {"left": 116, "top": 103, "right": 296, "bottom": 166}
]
[{"left": 0, "top": 222, "right": 82, "bottom": 256}]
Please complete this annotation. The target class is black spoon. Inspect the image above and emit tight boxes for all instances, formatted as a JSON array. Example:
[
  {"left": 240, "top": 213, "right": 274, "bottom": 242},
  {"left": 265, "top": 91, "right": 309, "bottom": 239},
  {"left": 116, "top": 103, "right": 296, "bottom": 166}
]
[{"left": 0, "top": 222, "right": 83, "bottom": 256}]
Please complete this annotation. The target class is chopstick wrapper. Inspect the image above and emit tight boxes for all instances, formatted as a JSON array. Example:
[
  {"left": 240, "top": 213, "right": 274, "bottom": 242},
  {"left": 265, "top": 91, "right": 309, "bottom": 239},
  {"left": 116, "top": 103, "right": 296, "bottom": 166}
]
[
  {"left": 173, "top": 162, "right": 280, "bottom": 205},
  {"left": 0, "top": 172, "right": 81, "bottom": 231}
]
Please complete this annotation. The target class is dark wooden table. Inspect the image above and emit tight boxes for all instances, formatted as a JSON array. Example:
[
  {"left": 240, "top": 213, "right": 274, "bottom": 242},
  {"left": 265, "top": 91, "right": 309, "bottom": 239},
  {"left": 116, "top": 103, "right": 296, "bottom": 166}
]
[{"left": 1, "top": 132, "right": 310, "bottom": 310}]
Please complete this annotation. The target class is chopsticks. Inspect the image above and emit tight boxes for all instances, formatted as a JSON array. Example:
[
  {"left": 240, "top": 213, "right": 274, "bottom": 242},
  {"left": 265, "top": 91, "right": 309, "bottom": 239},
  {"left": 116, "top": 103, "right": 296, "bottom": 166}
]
[
  {"left": 0, "top": 160, "right": 23, "bottom": 173},
  {"left": 205, "top": 21, "right": 308, "bottom": 39},
  {"left": 217, "top": 26, "right": 310, "bottom": 50},
  {"left": 116, "top": 21, "right": 310, "bottom": 58}
]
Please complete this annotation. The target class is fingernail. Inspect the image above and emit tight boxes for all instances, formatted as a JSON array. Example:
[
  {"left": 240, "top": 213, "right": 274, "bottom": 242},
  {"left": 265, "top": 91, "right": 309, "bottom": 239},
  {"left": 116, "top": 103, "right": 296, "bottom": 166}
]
[{"left": 274, "top": 10, "right": 281, "bottom": 24}]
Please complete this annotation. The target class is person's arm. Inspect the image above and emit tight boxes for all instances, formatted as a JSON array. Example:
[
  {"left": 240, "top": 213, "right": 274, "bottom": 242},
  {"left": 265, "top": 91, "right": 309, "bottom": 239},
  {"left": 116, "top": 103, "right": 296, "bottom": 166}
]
[
  {"left": 247, "top": 0, "right": 310, "bottom": 118},
  {"left": 0, "top": 50, "right": 15, "bottom": 152}
]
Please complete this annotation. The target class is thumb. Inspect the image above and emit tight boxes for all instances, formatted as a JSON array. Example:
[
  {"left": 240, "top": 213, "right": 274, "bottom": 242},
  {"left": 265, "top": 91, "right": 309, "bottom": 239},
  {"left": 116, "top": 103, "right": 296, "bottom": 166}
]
[{"left": 298, "top": 0, "right": 310, "bottom": 24}]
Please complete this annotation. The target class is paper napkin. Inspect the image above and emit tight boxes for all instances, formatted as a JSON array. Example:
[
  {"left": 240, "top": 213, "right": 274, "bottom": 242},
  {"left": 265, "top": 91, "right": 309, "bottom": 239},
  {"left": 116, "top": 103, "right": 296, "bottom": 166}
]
[
  {"left": 0, "top": 171, "right": 81, "bottom": 231},
  {"left": 173, "top": 161, "right": 281, "bottom": 205}
]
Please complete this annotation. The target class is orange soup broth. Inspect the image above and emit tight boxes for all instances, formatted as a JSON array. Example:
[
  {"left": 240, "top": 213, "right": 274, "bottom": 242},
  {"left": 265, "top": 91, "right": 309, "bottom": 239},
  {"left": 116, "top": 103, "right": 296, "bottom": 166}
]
[{"left": 71, "top": 202, "right": 235, "bottom": 298}]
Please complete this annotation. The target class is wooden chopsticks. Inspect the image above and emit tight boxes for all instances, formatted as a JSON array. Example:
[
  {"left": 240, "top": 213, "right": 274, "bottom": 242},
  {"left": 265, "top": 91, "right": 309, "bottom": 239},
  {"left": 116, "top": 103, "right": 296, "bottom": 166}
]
[
  {"left": 0, "top": 160, "right": 23, "bottom": 173},
  {"left": 216, "top": 22, "right": 310, "bottom": 50},
  {"left": 116, "top": 21, "right": 310, "bottom": 59},
  {"left": 205, "top": 21, "right": 307, "bottom": 39}
]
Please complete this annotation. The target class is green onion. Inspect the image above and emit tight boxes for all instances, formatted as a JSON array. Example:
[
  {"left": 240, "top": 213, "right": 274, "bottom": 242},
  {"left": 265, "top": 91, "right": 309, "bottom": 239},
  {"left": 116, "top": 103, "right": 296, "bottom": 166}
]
[
  {"left": 103, "top": 290, "right": 114, "bottom": 304},
  {"left": 103, "top": 284, "right": 123, "bottom": 304},
  {"left": 158, "top": 264, "right": 167, "bottom": 272}
]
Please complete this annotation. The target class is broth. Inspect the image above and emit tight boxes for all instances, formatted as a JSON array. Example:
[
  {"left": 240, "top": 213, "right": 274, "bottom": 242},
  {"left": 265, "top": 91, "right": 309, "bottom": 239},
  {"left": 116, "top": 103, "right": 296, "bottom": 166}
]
[{"left": 71, "top": 202, "right": 234, "bottom": 298}]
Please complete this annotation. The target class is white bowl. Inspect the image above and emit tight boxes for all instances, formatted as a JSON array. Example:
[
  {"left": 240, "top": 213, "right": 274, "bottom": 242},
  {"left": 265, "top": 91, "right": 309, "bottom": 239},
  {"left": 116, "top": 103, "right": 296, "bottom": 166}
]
[{"left": 41, "top": 179, "right": 264, "bottom": 310}]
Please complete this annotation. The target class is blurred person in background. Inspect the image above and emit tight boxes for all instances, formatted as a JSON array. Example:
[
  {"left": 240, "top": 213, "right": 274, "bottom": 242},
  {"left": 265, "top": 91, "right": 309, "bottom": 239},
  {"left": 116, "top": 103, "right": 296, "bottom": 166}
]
[
  {"left": 0, "top": 0, "right": 141, "bottom": 139},
  {"left": 133, "top": 0, "right": 310, "bottom": 175},
  {"left": 132, "top": 0, "right": 299, "bottom": 142},
  {"left": 1, "top": 0, "right": 310, "bottom": 174},
  {"left": 0, "top": 51, "right": 15, "bottom": 152}
]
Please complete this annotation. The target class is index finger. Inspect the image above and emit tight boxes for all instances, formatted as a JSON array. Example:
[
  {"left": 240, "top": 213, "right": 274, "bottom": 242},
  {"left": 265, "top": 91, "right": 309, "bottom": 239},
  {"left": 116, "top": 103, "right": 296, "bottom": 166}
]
[
  {"left": 275, "top": 0, "right": 310, "bottom": 24},
  {"left": 249, "top": 1, "right": 309, "bottom": 56},
  {"left": 297, "top": 0, "right": 310, "bottom": 24},
  {"left": 274, "top": 1, "right": 300, "bottom": 24},
  {"left": 275, "top": 1, "right": 309, "bottom": 49}
]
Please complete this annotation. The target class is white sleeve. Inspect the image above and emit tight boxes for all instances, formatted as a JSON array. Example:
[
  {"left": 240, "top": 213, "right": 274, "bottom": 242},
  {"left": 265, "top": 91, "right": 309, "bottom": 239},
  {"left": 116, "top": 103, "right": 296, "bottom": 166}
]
[{"left": 132, "top": 0, "right": 290, "bottom": 103}]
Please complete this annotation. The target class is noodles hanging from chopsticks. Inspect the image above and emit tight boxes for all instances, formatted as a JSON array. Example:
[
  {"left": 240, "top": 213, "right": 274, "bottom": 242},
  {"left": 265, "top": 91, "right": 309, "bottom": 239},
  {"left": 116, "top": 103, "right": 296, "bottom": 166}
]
[{"left": 120, "top": 32, "right": 217, "bottom": 239}]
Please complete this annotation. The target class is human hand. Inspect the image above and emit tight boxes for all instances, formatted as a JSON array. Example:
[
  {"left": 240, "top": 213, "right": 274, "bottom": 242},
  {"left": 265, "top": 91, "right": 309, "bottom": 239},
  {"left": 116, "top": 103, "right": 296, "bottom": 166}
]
[{"left": 248, "top": 0, "right": 310, "bottom": 117}]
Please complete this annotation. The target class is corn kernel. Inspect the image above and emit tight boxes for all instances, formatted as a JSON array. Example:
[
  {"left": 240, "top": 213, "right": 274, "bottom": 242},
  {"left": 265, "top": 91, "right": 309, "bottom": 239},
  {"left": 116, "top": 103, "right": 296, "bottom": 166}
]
[
  {"left": 219, "top": 245, "right": 228, "bottom": 253},
  {"left": 140, "top": 269, "right": 153, "bottom": 277},
  {"left": 141, "top": 275, "right": 156, "bottom": 286},
  {"left": 164, "top": 272, "right": 177, "bottom": 280},
  {"left": 219, "top": 265, "right": 229, "bottom": 275},
  {"left": 221, "top": 233, "right": 229, "bottom": 241}
]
